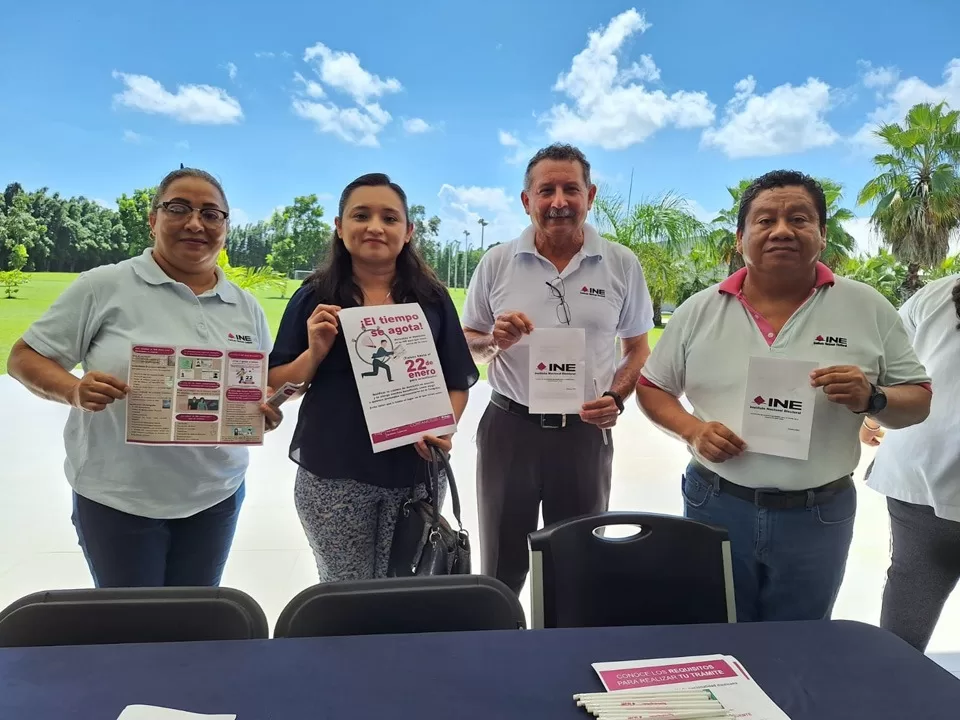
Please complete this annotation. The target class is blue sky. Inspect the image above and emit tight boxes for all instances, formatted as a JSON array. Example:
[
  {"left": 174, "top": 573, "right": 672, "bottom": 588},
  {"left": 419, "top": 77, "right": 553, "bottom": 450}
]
[{"left": 2, "top": 0, "right": 959, "bottom": 254}]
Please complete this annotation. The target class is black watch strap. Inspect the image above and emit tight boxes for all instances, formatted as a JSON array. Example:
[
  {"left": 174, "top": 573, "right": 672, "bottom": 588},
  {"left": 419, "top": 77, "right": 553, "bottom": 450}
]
[
  {"left": 603, "top": 391, "right": 625, "bottom": 415},
  {"left": 855, "top": 384, "right": 885, "bottom": 415}
]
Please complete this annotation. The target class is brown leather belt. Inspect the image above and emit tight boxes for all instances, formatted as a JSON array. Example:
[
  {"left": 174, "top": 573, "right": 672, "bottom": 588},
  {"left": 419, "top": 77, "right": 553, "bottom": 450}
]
[
  {"left": 490, "top": 391, "right": 582, "bottom": 429},
  {"left": 691, "top": 461, "right": 853, "bottom": 510}
]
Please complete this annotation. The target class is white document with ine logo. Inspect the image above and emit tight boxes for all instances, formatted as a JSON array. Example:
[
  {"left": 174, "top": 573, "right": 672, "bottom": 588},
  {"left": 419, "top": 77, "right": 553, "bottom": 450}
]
[
  {"left": 528, "top": 328, "right": 586, "bottom": 414},
  {"left": 741, "top": 356, "right": 818, "bottom": 460}
]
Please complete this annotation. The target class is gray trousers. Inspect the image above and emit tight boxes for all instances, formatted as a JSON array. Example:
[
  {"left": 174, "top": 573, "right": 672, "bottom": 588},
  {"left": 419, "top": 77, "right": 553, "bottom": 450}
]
[
  {"left": 881, "top": 497, "right": 960, "bottom": 651},
  {"left": 294, "top": 467, "right": 445, "bottom": 583},
  {"left": 476, "top": 402, "right": 613, "bottom": 595}
]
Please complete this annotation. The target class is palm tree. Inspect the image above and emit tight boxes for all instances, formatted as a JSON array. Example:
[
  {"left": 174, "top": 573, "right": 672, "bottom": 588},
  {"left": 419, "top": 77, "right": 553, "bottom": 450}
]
[
  {"left": 818, "top": 178, "right": 857, "bottom": 270},
  {"left": 706, "top": 177, "right": 855, "bottom": 275},
  {"left": 706, "top": 180, "right": 751, "bottom": 276},
  {"left": 857, "top": 102, "right": 960, "bottom": 296},
  {"left": 593, "top": 191, "right": 706, "bottom": 327}
]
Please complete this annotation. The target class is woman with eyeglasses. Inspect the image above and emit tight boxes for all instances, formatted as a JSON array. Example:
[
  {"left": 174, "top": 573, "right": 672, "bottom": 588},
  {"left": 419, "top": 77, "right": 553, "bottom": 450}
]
[
  {"left": 268, "top": 173, "right": 478, "bottom": 582},
  {"left": 7, "top": 167, "right": 283, "bottom": 588}
]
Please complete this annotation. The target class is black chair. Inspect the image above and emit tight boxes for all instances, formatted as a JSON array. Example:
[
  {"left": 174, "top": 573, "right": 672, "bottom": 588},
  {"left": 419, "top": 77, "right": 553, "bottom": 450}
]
[
  {"left": 528, "top": 512, "right": 736, "bottom": 629},
  {"left": 274, "top": 575, "right": 525, "bottom": 637},
  {"left": 0, "top": 587, "right": 269, "bottom": 647}
]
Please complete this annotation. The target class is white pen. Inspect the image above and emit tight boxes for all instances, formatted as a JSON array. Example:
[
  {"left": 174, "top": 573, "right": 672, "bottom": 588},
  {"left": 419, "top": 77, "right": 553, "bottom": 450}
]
[
  {"left": 587, "top": 711, "right": 732, "bottom": 720},
  {"left": 581, "top": 700, "right": 724, "bottom": 710},
  {"left": 574, "top": 691, "right": 715, "bottom": 701},
  {"left": 596, "top": 710, "right": 736, "bottom": 720},
  {"left": 593, "top": 377, "right": 610, "bottom": 446}
]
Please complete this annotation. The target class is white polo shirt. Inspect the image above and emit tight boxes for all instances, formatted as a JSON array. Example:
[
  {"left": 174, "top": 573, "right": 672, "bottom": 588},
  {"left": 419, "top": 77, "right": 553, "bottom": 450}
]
[
  {"left": 22, "top": 249, "right": 273, "bottom": 519},
  {"left": 462, "top": 225, "right": 654, "bottom": 406},
  {"left": 868, "top": 274, "right": 960, "bottom": 520},
  {"left": 640, "top": 263, "right": 930, "bottom": 490}
]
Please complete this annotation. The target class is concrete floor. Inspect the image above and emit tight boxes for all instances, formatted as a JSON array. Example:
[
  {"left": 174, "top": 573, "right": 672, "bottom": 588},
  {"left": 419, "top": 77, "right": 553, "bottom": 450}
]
[{"left": 1, "top": 375, "right": 958, "bottom": 669}]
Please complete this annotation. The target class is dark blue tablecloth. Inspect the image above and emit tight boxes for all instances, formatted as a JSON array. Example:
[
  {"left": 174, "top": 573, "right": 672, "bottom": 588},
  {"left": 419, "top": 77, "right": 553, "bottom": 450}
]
[{"left": 1, "top": 620, "right": 957, "bottom": 719}]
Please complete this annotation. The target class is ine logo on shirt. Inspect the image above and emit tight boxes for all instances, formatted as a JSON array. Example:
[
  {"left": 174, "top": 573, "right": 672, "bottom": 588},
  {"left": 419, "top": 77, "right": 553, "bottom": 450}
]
[
  {"left": 580, "top": 285, "right": 606, "bottom": 298},
  {"left": 813, "top": 334, "right": 848, "bottom": 347},
  {"left": 227, "top": 332, "right": 255, "bottom": 345}
]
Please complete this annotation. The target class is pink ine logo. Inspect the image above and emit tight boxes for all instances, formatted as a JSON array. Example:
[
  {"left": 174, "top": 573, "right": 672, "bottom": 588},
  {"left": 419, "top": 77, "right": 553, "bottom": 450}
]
[
  {"left": 228, "top": 333, "right": 235, "bottom": 339},
  {"left": 581, "top": 285, "right": 589, "bottom": 293},
  {"left": 815, "top": 335, "right": 824, "bottom": 342},
  {"left": 753, "top": 396, "right": 766, "bottom": 405},
  {"left": 537, "top": 362, "right": 547, "bottom": 371}
]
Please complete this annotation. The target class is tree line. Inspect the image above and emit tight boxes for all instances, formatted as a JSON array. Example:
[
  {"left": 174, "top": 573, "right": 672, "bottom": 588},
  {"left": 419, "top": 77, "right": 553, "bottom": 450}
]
[{"left": 0, "top": 180, "right": 487, "bottom": 293}]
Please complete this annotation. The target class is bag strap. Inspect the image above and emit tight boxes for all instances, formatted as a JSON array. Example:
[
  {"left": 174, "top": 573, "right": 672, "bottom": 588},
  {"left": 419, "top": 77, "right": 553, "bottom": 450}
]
[{"left": 430, "top": 446, "right": 464, "bottom": 531}]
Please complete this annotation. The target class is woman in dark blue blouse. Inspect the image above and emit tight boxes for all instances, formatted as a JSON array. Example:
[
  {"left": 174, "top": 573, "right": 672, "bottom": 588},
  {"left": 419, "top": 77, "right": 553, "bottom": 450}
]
[{"left": 268, "top": 173, "right": 479, "bottom": 582}]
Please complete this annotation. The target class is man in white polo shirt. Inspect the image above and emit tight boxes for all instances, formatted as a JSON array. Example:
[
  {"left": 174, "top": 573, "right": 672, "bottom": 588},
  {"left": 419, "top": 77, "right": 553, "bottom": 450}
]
[
  {"left": 463, "top": 143, "right": 654, "bottom": 595},
  {"left": 636, "top": 170, "right": 931, "bottom": 622}
]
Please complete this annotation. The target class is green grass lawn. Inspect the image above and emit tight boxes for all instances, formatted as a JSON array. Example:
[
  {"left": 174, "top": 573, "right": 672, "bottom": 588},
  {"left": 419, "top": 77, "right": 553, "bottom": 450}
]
[{"left": 0, "top": 275, "right": 662, "bottom": 375}]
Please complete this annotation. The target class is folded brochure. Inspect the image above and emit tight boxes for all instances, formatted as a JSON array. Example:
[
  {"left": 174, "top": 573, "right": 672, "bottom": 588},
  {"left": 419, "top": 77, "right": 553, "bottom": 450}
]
[{"left": 591, "top": 655, "right": 790, "bottom": 720}]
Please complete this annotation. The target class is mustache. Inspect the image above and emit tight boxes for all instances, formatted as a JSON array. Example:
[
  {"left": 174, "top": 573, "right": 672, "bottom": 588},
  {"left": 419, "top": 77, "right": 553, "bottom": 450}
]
[{"left": 545, "top": 208, "right": 575, "bottom": 219}]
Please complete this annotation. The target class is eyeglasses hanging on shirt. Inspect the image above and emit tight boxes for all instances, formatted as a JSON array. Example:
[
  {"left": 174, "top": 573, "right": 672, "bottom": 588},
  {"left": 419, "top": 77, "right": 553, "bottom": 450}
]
[{"left": 546, "top": 277, "right": 572, "bottom": 326}]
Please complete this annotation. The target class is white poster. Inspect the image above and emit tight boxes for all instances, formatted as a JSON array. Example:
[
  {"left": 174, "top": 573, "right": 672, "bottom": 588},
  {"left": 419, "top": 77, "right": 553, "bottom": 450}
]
[
  {"left": 527, "top": 327, "right": 586, "bottom": 414},
  {"left": 338, "top": 303, "right": 457, "bottom": 453},
  {"left": 741, "top": 356, "right": 818, "bottom": 460}
]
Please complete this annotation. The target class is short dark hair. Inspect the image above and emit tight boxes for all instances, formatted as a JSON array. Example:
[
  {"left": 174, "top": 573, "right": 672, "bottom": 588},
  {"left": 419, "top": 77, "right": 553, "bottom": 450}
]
[
  {"left": 737, "top": 170, "right": 826, "bottom": 234},
  {"left": 308, "top": 173, "right": 445, "bottom": 307},
  {"left": 524, "top": 143, "right": 592, "bottom": 190},
  {"left": 953, "top": 278, "right": 960, "bottom": 330},
  {"left": 151, "top": 167, "right": 229, "bottom": 212}
]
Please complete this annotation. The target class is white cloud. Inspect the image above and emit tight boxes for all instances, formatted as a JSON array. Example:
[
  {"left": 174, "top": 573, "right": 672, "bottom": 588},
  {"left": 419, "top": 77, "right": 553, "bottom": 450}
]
[
  {"left": 293, "top": 71, "right": 325, "bottom": 98},
  {"left": 497, "top": 129, "right": 534, "bottom": 165},
  {"left": 112, "top": 71, "right": 243, "bottom": 125},
  {"left": 437, "top": 184, "right": 528, "bottom": 249},
  {"left": 93, "top": 198, "right": 116, "bottom": 210},
  {"left": 290, "top": 43, "right": 407, "bottom": 146},
  {"left": 230, "top": 208, "right": 251, "bottom": 226},
  {"left": 685, "top": 199, "right": 718, "bottom": 224},
  {"left": 700, "top": 76, "right": 839, "bottom": 158},
  {"left": 175, "top": 140, "right": 190, "bottom": 150},
  {"left": 858, "top": 60, "right": 899, "bottom": 90},
  {"left": 122, "top": 129, "right": 143, "bottom": 144},
  {"left": 541, "top": 9, "right": 715, "bottom": 150},
  {"left": 439, "top": 185, "right": 513, "bottom": 214},
  {"left": 853, "top": 58, "right": 960, "bottom": 149},
  {"left": 403, "top": 117, "right": 433, "bottom": 134},
  {"left": 303, "top": 42, "right": 402, "bottom": 103},
  {"left": 254, "top": 51, "right": 275, "bottom": 59},
  {"left": 223, "top": 62, "right": 238, "bottom": 81},
  {"left": 842, "top": 217, "right": 885, "bottom": 256},
  {"left": 292, "top": 99, "right": 391, "bottom": 147}
]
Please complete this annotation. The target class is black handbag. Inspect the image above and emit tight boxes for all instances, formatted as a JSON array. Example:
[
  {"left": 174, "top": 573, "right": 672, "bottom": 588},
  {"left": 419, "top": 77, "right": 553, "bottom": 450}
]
[{"left": 387, "top": 446, "right": 471, "bottom": 577}]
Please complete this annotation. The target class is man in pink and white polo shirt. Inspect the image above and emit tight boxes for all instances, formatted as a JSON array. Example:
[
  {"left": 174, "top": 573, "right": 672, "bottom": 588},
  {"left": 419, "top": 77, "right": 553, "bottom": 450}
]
[{"left": 636, "top": 170, "right": 931, "bottom": 622}]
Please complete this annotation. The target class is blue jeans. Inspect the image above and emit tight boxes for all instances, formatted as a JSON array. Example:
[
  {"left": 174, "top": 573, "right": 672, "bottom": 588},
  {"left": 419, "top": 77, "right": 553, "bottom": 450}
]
[
  {"left": 71, "top": 483, "right": 245, "bottom": 588},
  {"left": 682, "top": 463, "right": 855, "bottom": 622}
]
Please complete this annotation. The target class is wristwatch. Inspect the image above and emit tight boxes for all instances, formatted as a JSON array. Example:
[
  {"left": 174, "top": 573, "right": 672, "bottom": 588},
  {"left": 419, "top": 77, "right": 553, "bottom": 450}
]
[
  {"left": 603, "top": 391, "right": 625, "bottom": 415},
  {"left": 856, "top": 384, "right": 888, "bottom": 415}
]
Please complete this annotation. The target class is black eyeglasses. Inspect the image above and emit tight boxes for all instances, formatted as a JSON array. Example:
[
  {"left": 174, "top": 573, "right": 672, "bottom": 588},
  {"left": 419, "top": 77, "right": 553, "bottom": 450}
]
[
  {"left": 159, "top": 201, "right": 229, "bottom": 229},
  {"left": 546, "top": 277, "right": 571, "bottom": 325}
]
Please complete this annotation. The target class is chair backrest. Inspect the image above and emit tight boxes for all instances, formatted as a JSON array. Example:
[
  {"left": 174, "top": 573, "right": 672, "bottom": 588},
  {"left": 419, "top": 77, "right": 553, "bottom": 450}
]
[
  {"left": 274, "top": 575, "right": 525, "bottom": 638},
  {"left": 528, "top": 512, "right": 736, "bottom": 629},
  {"left": 0, "top": 587, "right": 269, "bottom": 647}
]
